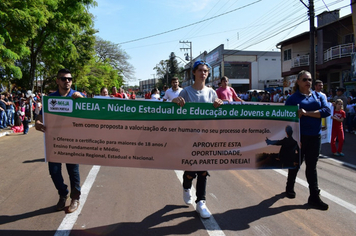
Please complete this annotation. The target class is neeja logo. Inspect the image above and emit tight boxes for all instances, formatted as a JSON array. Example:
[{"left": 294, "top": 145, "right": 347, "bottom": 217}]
[{"left": 48, "top": 99, "right": 73, "bottom": 113}]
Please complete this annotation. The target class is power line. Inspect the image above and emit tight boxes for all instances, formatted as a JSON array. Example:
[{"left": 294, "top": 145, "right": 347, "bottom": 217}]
[{"left": 118, "top": 0, "right": 262, "bottom": 45}]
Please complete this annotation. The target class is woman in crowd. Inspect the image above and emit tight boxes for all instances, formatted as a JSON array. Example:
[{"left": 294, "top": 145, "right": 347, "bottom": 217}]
[
  {"left": 100, "top": 87, "right": 109, "bottom": 97},
  {"left": 150, "top": 88, "right": 160, "bottom": 100},
  {"left": 285, "top": 70, "right": 331, "bottom": 210}
]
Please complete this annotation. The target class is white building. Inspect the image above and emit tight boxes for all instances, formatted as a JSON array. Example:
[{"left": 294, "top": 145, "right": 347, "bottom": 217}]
[{"left": 183, "top": 44, "right": 282, "bottom": 92}]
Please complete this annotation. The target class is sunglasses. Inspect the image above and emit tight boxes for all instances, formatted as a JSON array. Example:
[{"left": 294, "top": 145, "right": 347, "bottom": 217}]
[
  {"left": 59, "top": 77, "right": 73, "bottom": 82},
  {"left": 302, "top": 78, "right": 312, "bottom": 82}
]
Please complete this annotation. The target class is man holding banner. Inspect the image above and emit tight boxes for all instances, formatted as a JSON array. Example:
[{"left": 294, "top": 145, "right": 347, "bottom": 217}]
[
  {"left": 162, "top": 77, "right": 182, "bottom": 102},
  {"left": 35, "top": 68, "right": 84, "bottom": 213},
  {"left": 285, "top": 70, "right": 331, "bottom": 211},
  {"left": 172, "top": 60, "right": 223, "bottom": 219},
  {"left": 216, "top": 76, "right": 244, "bottom": 103}
]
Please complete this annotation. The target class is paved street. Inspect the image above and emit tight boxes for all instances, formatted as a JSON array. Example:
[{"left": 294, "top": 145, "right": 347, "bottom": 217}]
[{"left": 0, "top": 127, "right": 355, "bottom": 235}]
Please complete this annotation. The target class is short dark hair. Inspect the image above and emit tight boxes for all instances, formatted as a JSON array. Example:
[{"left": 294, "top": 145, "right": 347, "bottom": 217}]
[
  {"left": 151, "top": 87, "right": 159, "bottom": 94},
  {"left": 220, "top": 76, "right": 228, "bottom": 82},
  {"left": 315, "top": 80, "right": 323, "bottom": 85},
  {"left": 171, "top": 77, "right": 179, "bottom": 82},
  {"left": 57, "top": 68, "right": 71, "bottom": 78},
  {"left": 100, "top": 87, "right": 108, "bottom": 93}
]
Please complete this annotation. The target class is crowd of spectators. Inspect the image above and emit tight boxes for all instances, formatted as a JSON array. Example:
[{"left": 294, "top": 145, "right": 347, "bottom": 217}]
[
  {"left": 88, "top": 86, "right": 136, "bottom": 100},
  {"left": 3, "top": 84, "right": 354, "bottom": 135},
  {"left": 237, "top": 89, "right": 291, "bottom": 103},
  {"left": 238, "top": 87, "right": 356, "bottom": 135},
  {"left": 0, "top": 89, "right": 43, "bottom": 134}
]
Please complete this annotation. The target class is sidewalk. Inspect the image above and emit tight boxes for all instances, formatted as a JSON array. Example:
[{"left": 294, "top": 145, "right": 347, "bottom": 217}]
[
  {"left": 320, "top": 131, "right": 356, "bottom": 167},
  {"left": 0, "top": 123, "right": 35, "bottom": 138}
]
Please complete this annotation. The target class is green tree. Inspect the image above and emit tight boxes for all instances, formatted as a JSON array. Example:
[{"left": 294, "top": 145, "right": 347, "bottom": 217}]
[
  {"left": 82, "top": 59, "right": 123, "bottom": 95},
  {"left": 16, "top": 0, "right": 97, "bottom": 90},
  {"left": 0, "top": 0, "right": 46, "bottom": 87},
  {"left": 95, "top": 37, "right": 134, "bottom": 82},
  {"left": 154, "top": 52, "right": 184, "bottom": 89}
]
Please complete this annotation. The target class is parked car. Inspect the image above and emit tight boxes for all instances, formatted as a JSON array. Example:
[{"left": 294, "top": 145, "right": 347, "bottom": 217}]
[{"left": 247, "top": 89, "right": 265, "bottom": 94}]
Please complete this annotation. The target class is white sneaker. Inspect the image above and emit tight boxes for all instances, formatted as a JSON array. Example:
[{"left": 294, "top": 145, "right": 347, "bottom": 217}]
[
  {"left": 183, "top": 188, "right": 192, "bottom": 205},
  {"left": 196, "top": 200, "right": 211, "bottom": 219}
]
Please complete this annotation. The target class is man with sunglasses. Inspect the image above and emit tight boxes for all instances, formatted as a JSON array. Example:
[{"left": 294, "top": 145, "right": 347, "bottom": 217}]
[{"left": 35, "top": 68, "right": 84, "bottom": 213}]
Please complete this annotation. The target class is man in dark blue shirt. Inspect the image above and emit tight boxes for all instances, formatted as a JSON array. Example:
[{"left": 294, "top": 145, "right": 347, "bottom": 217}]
[{"left": 35, "top": 68, "right": 84, "bottom": 213}]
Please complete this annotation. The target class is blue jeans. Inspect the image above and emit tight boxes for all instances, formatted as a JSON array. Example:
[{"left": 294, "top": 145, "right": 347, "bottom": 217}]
[
  {"left": 7, "top": 108, "right": 15, "bottom": 126},
  {"left": 0, "top": 110, "right": 7, "bottom": 128},
  {"left": 48, "top": 162, "right": 81, "bottom": 199}
]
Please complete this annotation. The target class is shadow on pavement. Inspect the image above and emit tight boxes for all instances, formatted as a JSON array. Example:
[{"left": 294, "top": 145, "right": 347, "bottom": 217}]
[
  {"left": 0, "top": 206, "right": 56, "bottom": 226},
  {"left": 23, "top": 158, "right": 45, "bottom": 163},
  {"left": 213, "top": 192, "right": 309, "bottom": 231},
  {"left": 0, "top": 194, "right": 310, "bottom": 235}
]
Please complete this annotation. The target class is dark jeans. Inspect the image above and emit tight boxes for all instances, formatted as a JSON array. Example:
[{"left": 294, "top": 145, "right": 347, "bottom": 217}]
[
  {"left": 23, "top": 118, "right": 29, "bottom": 134},
  {"left": 287, "top": 135, "right": 321, "bottom": 196},
  {"left": 48, "top": 162, "right": 81, "bottom": 199},
  {"left": 346, "top": 113, "right": 355, "bottom": 132},
  {"left": 183, "top": 171, "right": 209, "bottom": 203}
]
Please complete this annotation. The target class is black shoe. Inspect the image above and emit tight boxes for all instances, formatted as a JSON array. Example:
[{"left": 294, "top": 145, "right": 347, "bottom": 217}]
[
  {"left": 56, "top": 195, "right": 68, "bottom": 211},
  {"left": 285, "top": 189, "right": 296, "bottom": 199},
  {"left": 308, "top": 195, "right": 329, "bottom": 211}
]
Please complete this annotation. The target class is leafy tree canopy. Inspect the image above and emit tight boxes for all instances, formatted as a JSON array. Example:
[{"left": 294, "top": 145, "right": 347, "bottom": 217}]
[{"left": 95, "top": 37, "right": 135, "bottom": 82}]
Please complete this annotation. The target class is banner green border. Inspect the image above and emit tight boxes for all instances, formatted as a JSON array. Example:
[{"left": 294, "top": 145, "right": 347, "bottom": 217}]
[{"left": 43, "top": 96, "right": 299, "bottom": 122}]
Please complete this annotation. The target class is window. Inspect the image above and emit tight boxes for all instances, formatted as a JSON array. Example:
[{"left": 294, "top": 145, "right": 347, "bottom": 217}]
[
  {"left": 344, "top": 34, "right": 354, "bottom": 44},
  {"left": 283, "top": 49, "right": 291, "bottom": 61},
  {"left": 213, "top": 66, "right": 220, "bottom": 82},
  {"left": 224, "top": 63, "right": 249, "bottom": 79}
]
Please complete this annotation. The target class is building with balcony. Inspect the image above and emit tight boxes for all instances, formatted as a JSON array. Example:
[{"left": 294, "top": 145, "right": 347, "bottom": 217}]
[
  {"left": 182, "top": 44, "right": 282, "bottom": 93},
  {"left": 276, "top": 10, "right": 355, "bottom": 96}
]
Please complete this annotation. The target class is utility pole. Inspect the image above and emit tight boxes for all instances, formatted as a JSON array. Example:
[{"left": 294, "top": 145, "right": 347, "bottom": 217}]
[
  {"left": 179, "top": 41, "right": 192, "bottom": 61},
  {"left": 300, "top": 0, "right": 315, "bottom": 79},
  {"left": 179, "top": 41, "right": 192, "bottom": 84},
  {"left": 166, "top": 64, "right": 168, "bottom": 86}
]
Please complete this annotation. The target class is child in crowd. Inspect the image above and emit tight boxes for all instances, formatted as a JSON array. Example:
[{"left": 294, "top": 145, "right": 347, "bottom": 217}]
[
  {"left": 12, "top": 102, "right": 25, "bottom": 133},
  {"left": 331, "top": 99, "right": 346, "bottom": 156}
]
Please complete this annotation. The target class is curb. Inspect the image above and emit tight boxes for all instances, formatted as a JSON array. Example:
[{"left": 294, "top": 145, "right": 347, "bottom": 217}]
[{"left": 0, "top": 123, "right": 35, "bottom": 138}]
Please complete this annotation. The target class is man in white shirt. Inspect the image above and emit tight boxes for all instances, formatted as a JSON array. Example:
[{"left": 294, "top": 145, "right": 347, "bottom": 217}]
[
  {"left": 163, "top": 77, "right": 183, "bottom": 102},
  {"left": 314, "top": 80, "right": 327, "bottom": 100},
  {"left": 273, "top": 90, "right": 280, "bottom": 103}
]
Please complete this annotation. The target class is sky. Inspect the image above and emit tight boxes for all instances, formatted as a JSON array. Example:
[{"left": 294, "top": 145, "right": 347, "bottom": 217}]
[{"left": 89, "top": 0, "right": 352, "bottom": 86}]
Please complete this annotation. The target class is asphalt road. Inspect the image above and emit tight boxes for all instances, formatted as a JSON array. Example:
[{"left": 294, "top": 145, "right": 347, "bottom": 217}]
[{"left": 0, "top": 130, "right": 355, "bottom": 236}]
